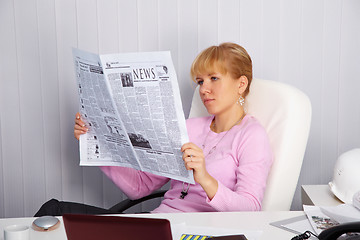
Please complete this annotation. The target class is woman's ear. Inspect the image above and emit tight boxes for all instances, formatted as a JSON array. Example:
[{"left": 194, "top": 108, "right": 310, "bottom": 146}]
[{"left": 238, "top": 76, "right": 248, "bottom": 94}]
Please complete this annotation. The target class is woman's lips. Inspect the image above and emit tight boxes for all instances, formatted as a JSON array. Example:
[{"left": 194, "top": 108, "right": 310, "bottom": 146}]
[{"left": 203, "top": 99, "right": 214, "bottom": 105}]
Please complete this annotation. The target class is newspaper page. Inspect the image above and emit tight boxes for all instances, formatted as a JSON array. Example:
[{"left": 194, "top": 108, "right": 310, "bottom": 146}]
[{"left": 73, "top": 48, "right": 194, "bottom": 184}]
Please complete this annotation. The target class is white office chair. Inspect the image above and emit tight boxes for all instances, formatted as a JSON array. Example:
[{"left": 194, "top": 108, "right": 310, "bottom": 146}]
[{"left": 189, "top": 78, "right": 312, "bottom": 211}]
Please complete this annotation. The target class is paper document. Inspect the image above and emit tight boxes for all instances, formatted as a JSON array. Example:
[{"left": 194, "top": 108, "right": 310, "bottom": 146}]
[
  {"left": 303, "top": 205, "right": 339, "bottom": 235},
  {"left": 270, "top": 215, "right": 314, "bottom": 235},
  {"left": 303, "top": 204, "right": 360, "bottom": 235},
  {"left": 320, "top": 204, "right": 360, "bottom": 223},
  {"left": 73, "top": 48, "right": 194, "bottom": 184}
]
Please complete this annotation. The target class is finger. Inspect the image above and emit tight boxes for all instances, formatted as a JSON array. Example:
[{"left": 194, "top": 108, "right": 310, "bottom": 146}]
[
  {"left": 181, "top": 142, "right": 194, "bottom": 152},
  {"left": 182, "top": 149, "right": 195, "bottom": 159},
  {"left": 74, "top": 128, "right": 88, "bottom": 140},
  {"left": 184, "top": 159, "right": 202, "bottom": 171},
  {"left": 74, "top": 115, "right": 83, "bottom": 123},
  {"left": 183, "top": 158, "right": 194, "bottom": 170},
  {"left": 74, "top": 113, "right": 85, "bottom": 124},
  {"left": 183, "top": 155, "right": 193, "bottom": 163},
  {"left": 181, "top": 142, "right": 201, "bottom": 152},
  {"left": 74, "top": 132, "right": 80, "bottom": 140},
  {"left": 183, "top": 149, "right": 204, "bottom": 162},
  {"left": 74, "top": 127, "right": 88, "bottom": 141},
  {"left": 74, "top": 124, "right": 88, "bottom": 131},
  {"left": 183, "top": 147, "right": 201, "bottom": 156},
  {"left": 74, "top": 129, "right": 88, "bottom": 136},
  {"left": 74, "top": 128, "right": 88, "bottom": 135},
  {"left": 188, "top": 155, "right": 202, "bottom": 165},
  {"left": 74, "top": 129, "right": 88, "bottom": 134},
  {"left": 75, "top": 118, "right": 86, "bottom": 127}
]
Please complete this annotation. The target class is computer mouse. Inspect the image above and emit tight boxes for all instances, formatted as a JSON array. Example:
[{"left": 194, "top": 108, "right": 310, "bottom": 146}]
[{"left": 32, "top": 216, "right": 60, "bottom": 231}]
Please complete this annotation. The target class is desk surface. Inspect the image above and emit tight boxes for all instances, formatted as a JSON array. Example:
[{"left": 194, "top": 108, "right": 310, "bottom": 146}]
[
  {"left": 0, "top": 211, "right": 305, "bottom": 240},
  {"left": 301, "top": 184, "right": 343, "bottom": 206}
]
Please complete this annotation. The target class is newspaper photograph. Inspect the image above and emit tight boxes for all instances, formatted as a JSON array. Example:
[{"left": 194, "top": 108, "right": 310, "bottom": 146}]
[{"left": 73, "top": 48, "right": 194, "bottom": 184}]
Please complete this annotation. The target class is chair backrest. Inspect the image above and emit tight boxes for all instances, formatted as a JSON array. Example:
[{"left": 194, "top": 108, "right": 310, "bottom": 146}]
[{"left": 189, "top": 78, "right": 312, "bottom": 211}]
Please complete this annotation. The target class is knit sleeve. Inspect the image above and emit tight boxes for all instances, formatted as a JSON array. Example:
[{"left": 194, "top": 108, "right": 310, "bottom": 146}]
[
  {"left": 100, "top": 166, "right": 169, "bottom": 200},
  {"left": 206, "top": 122, "right": 273, "bottom": 211}
]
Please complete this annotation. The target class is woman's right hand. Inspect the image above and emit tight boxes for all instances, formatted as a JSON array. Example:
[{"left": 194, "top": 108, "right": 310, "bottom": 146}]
[{"left": 74, "top": 112, "right": 88, "bottom": 140}]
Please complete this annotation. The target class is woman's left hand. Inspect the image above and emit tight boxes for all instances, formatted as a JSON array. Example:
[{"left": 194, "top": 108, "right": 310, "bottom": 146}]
[
  {"left": 181, "top": 142, "right": 218, "bottom": 199},
  {"left": 181, "top": 142, "right": 207, "bottom": 183}
]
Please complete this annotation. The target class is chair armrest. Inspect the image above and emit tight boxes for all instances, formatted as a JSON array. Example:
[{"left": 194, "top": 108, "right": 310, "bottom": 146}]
[{"left": 108, "top": 190, "right": 166, "bottom": 213}]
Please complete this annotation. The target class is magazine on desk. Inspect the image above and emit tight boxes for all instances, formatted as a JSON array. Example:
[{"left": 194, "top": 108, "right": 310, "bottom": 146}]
[{"left": 73, "top": 48, "right": 194, "bottom": 184}]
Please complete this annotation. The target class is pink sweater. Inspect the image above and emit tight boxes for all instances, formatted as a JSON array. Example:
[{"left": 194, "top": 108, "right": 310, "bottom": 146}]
[{"left": 100, "top": 115, "right": 273, "bottom": 213}]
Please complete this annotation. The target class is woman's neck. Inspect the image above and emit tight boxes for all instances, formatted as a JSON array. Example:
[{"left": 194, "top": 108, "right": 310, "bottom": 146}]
[{"left": 211, "top": 108, "right": 245, "bottom": 133}]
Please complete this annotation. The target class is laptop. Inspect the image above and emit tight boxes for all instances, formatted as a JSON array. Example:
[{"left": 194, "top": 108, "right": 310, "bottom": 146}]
[{"left": 62, "top": 214, "right": 173, "bottom": 240}]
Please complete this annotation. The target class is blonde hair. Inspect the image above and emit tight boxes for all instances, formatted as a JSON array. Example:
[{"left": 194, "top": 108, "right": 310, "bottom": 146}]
[{"left": 190, "top": 42, "right": 253, "bottom": 97}]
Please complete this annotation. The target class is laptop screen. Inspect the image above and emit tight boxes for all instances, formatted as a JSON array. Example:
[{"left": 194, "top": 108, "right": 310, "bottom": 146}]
[{"left": 63, "top": 214, "right": 173, "bottom": 240}]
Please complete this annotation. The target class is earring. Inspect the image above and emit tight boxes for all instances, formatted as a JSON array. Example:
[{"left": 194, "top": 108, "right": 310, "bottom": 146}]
[{"left": 237, "top": 96, "right": 245, "bottom": 106}]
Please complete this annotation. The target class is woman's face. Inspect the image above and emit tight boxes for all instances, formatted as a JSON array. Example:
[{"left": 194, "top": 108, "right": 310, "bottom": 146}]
[{"left": 195, "top": 70, "right": 247, "bottom": 116}]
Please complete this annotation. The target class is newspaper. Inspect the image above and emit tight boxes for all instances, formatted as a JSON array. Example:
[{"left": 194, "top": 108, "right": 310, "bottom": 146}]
[
  {"left": 303, "top": 204, "right": 360, "bottom": 235},
  {"left": 303, "top": 205, "right": 339, "bottom": 235},
  {"left": 73, "top": 48, "right": 194, "bottom": 184}
]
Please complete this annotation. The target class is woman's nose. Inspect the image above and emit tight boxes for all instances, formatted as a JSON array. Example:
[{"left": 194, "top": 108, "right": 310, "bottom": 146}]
[{"left": 199, "top": 81, "right": 210, "bottom": 94}]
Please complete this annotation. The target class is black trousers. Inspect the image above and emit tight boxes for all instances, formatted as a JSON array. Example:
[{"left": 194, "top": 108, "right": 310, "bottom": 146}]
[{"left": 34, "top": 199, "right": 117, "bottom": 217}]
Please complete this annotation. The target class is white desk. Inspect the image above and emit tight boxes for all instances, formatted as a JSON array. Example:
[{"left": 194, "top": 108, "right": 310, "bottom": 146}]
[
  {"left": 0, "top": 211, "right": 304, "bottom": 240},
  {"left": 301, "top": 185, "right": 343, "bottom": 206}
]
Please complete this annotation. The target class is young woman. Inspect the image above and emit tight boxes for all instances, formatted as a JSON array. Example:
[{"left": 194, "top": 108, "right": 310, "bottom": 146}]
[{"left": 72, "top": 42, "right": 273, "bottom": 213}]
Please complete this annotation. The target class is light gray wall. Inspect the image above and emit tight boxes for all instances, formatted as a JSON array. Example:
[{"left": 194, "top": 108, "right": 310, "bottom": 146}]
[{"left": 0, "top": 0, "right": 359, "bottom": 218}]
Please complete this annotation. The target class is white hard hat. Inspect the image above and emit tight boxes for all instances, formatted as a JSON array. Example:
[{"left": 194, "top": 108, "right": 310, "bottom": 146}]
[{"left": 329, "top": 148, "right": 360, "bottom": 204}]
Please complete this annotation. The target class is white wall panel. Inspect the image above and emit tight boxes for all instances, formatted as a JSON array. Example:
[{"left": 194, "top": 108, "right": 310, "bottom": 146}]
[
  {"left": 98, "top": 0, "right": 119, "bottom": 54},
  {"left": 261, "top": 0, "right": 280, "bottom": 80},
  {"left": 178, "top": 0, "right": 199, "bottom": 116},
  {"left": 118, "top": 0, "right": 138, "bottom": 52},
  {"left": 292, "top": 0, "right": 325, "bottom": 210},
  {"left": 299, "top": 0, "right": 325, "bottom": 182},
  {"left": 77, "top": 0, "right": 99, "bottom": 51},
  {"left": 0, "top": 116, "right": 3, "bottom": 217},
  {"left": 239, "top": 0, "right": 262, "bottom": 77},
  {"left": 1, "top": 0, "right": 360, "bottom": 217},
  {"left": 55, "top": 0, "right": 83, "bottom": 203},
  {"left": 320, "top": 0, "right": 342, "bottom": 183},
  {"left": 37, "top": 0, "right": 63, "bottom": 204},
  {"left": 158, "top": 0, "right": 179, "bottom": 65},
  {"left": 137, "top": 0, "right": 158, "bottom": 51},
  {"left": 278, "top": 0, "right": 302, "bottom": 87},
  {"left": 198, "top": 0, "right": 218, "bottom": 50},
  {"left": 218, "top": 0, "right": 240, "bottom": 44},
  {"left": 338, "top": 0, "right": 360, "bottom": 153},
  {"left": 14, "top": 0, "right": 46, "bottom": 217},
  {"left": 0, "top": 0, "right": 25, "bottom": 218}
]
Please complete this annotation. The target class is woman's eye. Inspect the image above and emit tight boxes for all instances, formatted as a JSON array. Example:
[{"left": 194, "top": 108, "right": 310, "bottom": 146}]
[
  {"left": 211, "top": 77, "right": 218, "bottom": 81},
  {"left": 197, "top": 80, "right": 204, "bottom": 85}
]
